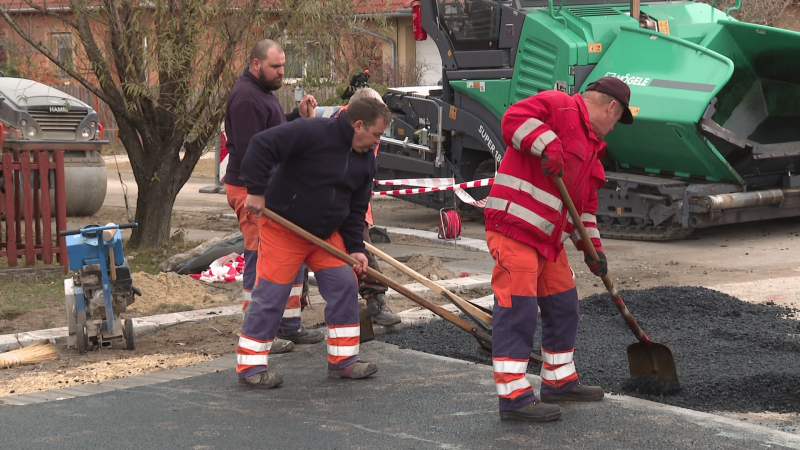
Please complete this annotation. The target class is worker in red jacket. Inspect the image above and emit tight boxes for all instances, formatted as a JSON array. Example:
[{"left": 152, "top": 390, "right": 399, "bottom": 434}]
[{"left": 484, "top": 77, "right": 634, "bottom": 422}]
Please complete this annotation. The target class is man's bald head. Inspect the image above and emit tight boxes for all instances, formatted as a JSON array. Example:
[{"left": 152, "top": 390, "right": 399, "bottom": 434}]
[{"left": 250, "top": 39, "right": 283, "bottom": 63}]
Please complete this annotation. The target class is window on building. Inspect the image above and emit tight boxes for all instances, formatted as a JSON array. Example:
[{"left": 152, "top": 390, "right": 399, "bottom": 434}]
[
  {"left": 284, "top": 41, "right": 329, "bottom": 81},
  {"left": 53, "top": 33, "right": 73, "bottom": 77}
]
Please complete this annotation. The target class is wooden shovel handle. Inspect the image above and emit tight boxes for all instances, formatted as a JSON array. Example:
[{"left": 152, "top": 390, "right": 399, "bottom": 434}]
[
  {"left": 260, "top": 208, "right": 483, "bottom": 337},
  {"left": 364, "top": 242, "right": 493, "bottom": 325},
  {"left": 552, "top": 177, "right": 651, "bottom": 344}
]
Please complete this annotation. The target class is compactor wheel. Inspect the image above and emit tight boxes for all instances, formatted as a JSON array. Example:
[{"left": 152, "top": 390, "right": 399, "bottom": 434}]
[{"left": 124, "top": 318, "right": 135, "bottom": 350}]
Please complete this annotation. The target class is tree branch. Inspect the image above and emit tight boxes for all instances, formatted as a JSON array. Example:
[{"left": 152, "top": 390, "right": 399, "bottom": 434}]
[
  {"left": 185, "top": 0, "right": 261, "bottom": 125},
  {"left": 0, "top": 6, "right": 114, "bottom": 106},
  {"left": 18, "top": 0, "right": 79, "bottom": 29}
]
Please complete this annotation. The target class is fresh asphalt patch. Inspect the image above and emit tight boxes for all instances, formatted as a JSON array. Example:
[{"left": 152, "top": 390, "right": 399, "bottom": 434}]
[{"left": 377, "top": 286, "right": 800, "bottom": 415}]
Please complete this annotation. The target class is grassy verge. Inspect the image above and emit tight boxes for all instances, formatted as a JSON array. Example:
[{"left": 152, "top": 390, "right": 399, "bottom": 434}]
[
  {"left": 0, "top": 274, "right": 64, "bottom": 320},
  {"left": 125, "top": 239, "right": 205, "bottom": 274},
  {"left": 0, "top": 236, "right": 206, "bottom": 321}
]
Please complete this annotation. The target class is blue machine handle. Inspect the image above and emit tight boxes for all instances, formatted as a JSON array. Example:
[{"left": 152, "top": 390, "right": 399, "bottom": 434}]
[{"left": 59, "top": 222, "right": 138, "bottom": 237}]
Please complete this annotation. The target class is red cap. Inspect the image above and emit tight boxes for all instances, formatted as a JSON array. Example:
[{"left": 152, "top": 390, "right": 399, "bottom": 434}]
[{"left": 585, "top": 77, "right": 634, "bottom": 124}]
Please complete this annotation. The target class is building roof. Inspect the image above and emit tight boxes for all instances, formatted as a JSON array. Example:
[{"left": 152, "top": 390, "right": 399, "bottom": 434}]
[
  {"left": 354, "top": 0, "right": 414, "bottom": 14},
  {"left": 0, "top": 0, "right": 72, "bottom": 10},
  {"left": 0, "top": 0, "right": 415, "bottom": 13}
]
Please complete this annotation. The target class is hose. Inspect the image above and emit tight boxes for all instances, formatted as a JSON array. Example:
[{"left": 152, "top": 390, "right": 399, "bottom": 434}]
[{"left": 438, "top": 210, "right": 461, "bottom": 240}]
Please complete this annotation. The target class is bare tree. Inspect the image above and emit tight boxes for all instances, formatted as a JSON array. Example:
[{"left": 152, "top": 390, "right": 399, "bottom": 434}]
[
  {"left": 1, "top": 0, "right": 268, "bottom": 247},
  {"left": 0, "top": 0, "right": 395, "bottom": 247},
  {"left": 373, "top": 57, "right": 437, "bottom": 88},
  {"left": 262, "top": 0, "right": 389, "bottom": 85},
  {"left": 700, "top": 0, "right": 795, "bottom": 26}
]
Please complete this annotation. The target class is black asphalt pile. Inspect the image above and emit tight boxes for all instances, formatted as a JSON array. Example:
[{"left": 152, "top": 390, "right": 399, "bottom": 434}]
[{"left": 377, "top": 286, "right": 800, "bottom": 413}]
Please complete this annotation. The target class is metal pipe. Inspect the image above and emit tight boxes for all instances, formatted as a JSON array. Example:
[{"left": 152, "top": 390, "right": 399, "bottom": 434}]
[
  {"left": 434, "top": 104, "right": 444, "bottom": 167},
  {"left": 701, "top": 189, "right": 784, "bottom": 210},
  {"left": 351, "top": 9, "right": 413, "bottom": 19},
  {"left": 630, "top": 0, "right": 640, "bottom": 22},
  {"left": 380, "top": 136, "right": 432, "bottom": 153},
  {"left": 360, "top": 29, "right": 396, "bottom": 86}
]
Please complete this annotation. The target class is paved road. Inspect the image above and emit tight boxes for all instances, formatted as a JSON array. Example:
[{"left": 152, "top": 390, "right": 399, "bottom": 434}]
[{"left": 2, "top": 342, "right": 799, "bottom": 450}]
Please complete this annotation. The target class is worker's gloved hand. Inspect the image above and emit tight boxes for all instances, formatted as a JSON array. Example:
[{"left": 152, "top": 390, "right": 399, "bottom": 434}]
[
  {"left": 541, "top": 147, "right": 564, "bottom": 177},
  {"left": 584, "top": 250, "right": 608, "bottom": 277}
]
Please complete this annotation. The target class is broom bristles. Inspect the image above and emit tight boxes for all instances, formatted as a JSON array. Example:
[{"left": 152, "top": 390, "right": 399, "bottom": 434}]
[{"left": 1, "top": 343, "right": 58, "bottom": 369}]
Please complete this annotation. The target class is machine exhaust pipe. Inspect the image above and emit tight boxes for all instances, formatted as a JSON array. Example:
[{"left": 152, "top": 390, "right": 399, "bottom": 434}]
[
  {"left": 700, "top": 189, "right": 785, "bottom": 210},
  {"left": 630, "top": 0, "right": 640, "bottom": 21}
]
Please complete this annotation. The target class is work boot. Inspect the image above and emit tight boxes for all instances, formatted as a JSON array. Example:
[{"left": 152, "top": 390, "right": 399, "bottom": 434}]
[
  {"left": 499, "top": 401, "right": 562, "bottom": 422},
  {"left": 277, "top": 326, "right": 326, "bottom": 344},
  {"left": 239, "top": 371, "right": 284, "bottom": 389},
  {"left": 540, "top": 384, "right": 605, "bottom": 403},
  {"left": 367, "top": 294, "right": 401, "bottom": 326},
  {"left": 270, "top": 337, "right": 295, "bottom": 354},
  {"left": 327, "top": 360, "right": 378, "bottom": 379}
]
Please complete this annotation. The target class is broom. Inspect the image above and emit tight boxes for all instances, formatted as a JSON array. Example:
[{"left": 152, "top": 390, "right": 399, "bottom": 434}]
[{"left": 1, "top": 343, "right": 58, "bottom": 369}]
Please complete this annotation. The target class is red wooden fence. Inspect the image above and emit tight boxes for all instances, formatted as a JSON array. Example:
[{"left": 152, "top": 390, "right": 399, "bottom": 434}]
[{"left": 0, "top": 145, "right": 68, "bottom": 272}]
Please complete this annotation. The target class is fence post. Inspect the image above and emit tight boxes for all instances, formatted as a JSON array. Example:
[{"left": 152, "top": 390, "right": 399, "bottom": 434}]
[
  {"left": 199, "top": 132, "right": 225, "bottom": 194},
  {"left": 3, "top": 149, "right": 17, "bottom": 267},
  {"left": 54, "top": 151, "right": 68, "bottom": 272},
  {"left": 20, "top": 151, "right": 34, "bottom": 265},
  {"left": 37, "top": 151, "right": 53, "bottom": 265}
]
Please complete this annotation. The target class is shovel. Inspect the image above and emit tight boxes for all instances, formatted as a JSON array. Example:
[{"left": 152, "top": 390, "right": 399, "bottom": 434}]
[
  {"left": 553, "top": 177, "right": 678, "bottom": 384},
  {"left": 260, "top": 208, "right": 508, "bottom": 354},
  {"left": 363, "top": 242, "right": 546, "bottom": 366},
  {"left": 363, "top": 242, "right": 493, "bottom": 327}
]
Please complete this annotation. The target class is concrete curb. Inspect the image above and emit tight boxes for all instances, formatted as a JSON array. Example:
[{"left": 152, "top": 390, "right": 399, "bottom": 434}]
[
  {"left": 372, "top": 294, "right": 493, "bottom": 334},
  {"left": 382, "top": 226, "right": 489, "bottom": 253},
  {"left": 0, "top": 279, "right": 492, "bottom": 352},
  {"left": 1, "top": 355, "right": 236, "bottom": 406},
  {"left": 385, "top": 274, "right": 491, "bottom": 298}
]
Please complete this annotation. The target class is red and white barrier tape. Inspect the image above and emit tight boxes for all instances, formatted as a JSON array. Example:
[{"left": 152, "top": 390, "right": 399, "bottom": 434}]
[
  {"left": 372, "top": 177, "right": 493, "bottom": 207},
  {"left": 374, "top": 178, "right": 454, "bottom": 187},
  {"left": 455, "top": 187, "right": 488, "bottom": 208}
]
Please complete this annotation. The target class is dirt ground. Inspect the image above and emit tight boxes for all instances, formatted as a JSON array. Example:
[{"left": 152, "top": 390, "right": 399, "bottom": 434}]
[
  {"left": 0, "top": 242, "right": 487, "bottom": 398},
  {"left": 4, "top": 171, "right": 800, "bottom": 404}
]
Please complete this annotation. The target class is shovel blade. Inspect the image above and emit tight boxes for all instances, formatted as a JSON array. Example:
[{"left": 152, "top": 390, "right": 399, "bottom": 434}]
[
  {"left": 627, "top": 342, "right": 678, "bottom": 382},
  {"left": 359, "top": 303, "right": 375, "bottom": 343}
]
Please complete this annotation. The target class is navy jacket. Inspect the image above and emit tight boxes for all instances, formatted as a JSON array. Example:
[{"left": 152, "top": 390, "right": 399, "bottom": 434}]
[
  {"left": 223, "top": 69, "right": 300, "bottom": 186},
  {"left": 241, "top": 113, "right": 376, "bottom": 254}
]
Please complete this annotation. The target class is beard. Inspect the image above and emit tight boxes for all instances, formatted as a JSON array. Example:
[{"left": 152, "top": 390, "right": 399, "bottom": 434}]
[{"left": 258, "top": 67, "right": 282, "bottom": 91}]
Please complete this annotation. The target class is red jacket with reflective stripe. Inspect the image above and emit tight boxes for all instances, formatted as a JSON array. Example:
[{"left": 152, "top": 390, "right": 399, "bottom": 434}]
[{"left": 484, "top": 91, "right": 606, "bottom": 262}]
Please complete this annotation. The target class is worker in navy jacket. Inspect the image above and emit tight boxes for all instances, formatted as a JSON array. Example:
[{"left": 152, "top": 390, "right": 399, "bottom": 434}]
[
  {"left": 235, "top": 98, "right": 392, "bottom": 388},
  {"left": 223, "top": 39, "right": 323, "bottom": 350}
]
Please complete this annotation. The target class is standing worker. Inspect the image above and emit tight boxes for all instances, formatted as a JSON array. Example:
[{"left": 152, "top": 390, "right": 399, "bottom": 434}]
[
  {"left": 223, "top": 39, "right": 323, "bottom": 352},
  {"left": 484, "top": 77, "right": 634, "bottom": 422},
  {"left": 236, "top": 97, "right": 393, "bottom": 388},
  {"left": 315, "top": 86, "right": 401, "bottom": 327}
]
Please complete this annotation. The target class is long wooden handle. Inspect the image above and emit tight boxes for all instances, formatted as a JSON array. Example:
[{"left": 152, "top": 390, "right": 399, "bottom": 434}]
[
  {"left": 552, "top": 177, "right": 650, "bottom": 344},
  {"left": 261, "top": 208, "right": 484, "bottom": 336},
  {"left": 108, "top": 247, "right": 117, "bottom": 281},
  {"left": 364, "top": 242, "right": 492, "bottom": 325}
]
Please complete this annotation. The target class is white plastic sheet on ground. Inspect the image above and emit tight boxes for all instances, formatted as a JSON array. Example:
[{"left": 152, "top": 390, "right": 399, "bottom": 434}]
[{"left": 189, "top": 252, "right": 243, "bottom": 283}]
